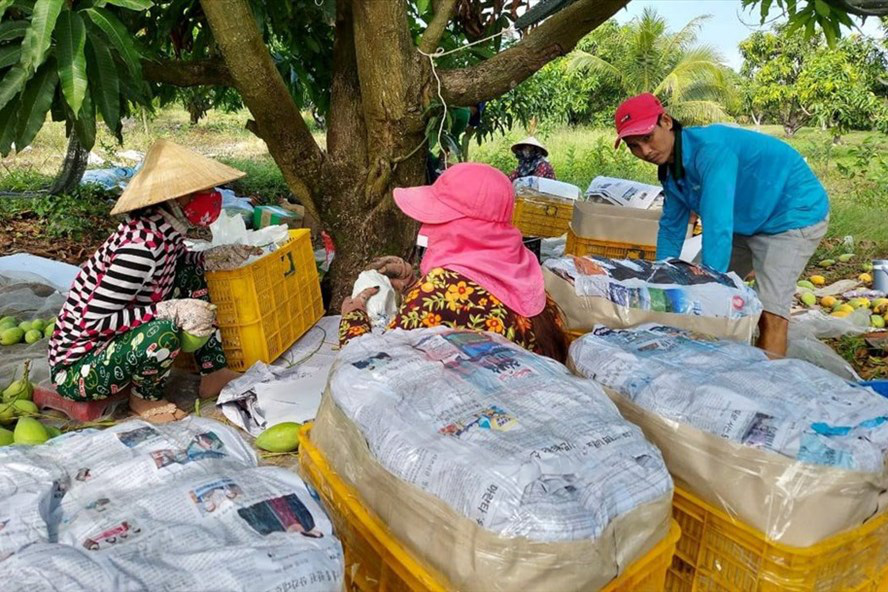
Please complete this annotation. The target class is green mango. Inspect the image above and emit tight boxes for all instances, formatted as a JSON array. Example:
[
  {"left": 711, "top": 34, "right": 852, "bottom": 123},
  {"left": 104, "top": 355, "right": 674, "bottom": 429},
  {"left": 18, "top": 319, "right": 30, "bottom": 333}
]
[
  {"left": 30, "top": 319, "right": 46, "bottom": 332},
  {"left": 1, "top": 327, "right": 24, "bottom": 345},
  {"left": 796, "top": 280, "right": 816, "bottom": 291},
  {"left": 13, "top": 417, "right": 49, "bottom": 445},
  {"left": 0, "top": 402, "right": 14, "bottom": 424},
  {"left": 0, "top": 426, "right": 12, "bottom": 446},
  {"left": 180, "top": 331, "right": 211, "bottom": 353},
  {"left": 12, "top": 399, "right": 38, "bottom": 416},
  {"left": 255, "top": 422, "right": 302, "bottom": 452},
  {"left": 17, "top": 321, "right": 32, "bottom": 332},
  {"left": 24, "top": 329, "right": 42, "bottom": 344},
  {"left": 45, "top": 425, "right": 62, "bottom": 439},
  {"left": 838, "top": 253, "right": 855, "bottom": 262},
  {"left": 2, "top": 361, "right": 33, "bottom": 402}
]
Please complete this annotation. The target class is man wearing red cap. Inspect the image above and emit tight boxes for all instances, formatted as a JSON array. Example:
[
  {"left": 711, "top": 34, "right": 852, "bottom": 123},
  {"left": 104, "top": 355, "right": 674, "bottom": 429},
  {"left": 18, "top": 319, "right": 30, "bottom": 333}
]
[{"left": 614, "top": 93, "right": 829, "bottom": 357}]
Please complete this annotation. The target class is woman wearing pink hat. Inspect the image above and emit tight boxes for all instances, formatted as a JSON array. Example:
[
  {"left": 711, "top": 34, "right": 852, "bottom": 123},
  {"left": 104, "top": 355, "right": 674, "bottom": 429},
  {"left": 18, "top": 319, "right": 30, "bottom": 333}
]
[{"left": 339, "top": 163, "right": 569, "bottom": 363}]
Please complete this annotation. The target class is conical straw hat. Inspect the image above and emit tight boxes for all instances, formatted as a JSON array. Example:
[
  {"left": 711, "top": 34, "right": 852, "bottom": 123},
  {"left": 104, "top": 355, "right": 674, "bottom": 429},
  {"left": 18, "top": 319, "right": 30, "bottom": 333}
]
[
  {"left": 110, "top": 139, "right": 246, "bottom": 215},
  {"left": 511, "top": 136, "right": 548, "bottom": 157}
]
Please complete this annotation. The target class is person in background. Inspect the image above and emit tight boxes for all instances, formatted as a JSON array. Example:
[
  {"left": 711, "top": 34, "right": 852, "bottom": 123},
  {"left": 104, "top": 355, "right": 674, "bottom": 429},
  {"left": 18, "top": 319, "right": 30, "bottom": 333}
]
[
  {"left": 340, "top": 163, "right": 569, "bottom": 363},
  {"left": 47, "top": 140, "right": 256, "bottom": 422},
  {"left": 508, "top": 136, "right": 556, "bottom": 181},
  {"left": 614, "top": 93, "right": 829, "bottom": 357}
]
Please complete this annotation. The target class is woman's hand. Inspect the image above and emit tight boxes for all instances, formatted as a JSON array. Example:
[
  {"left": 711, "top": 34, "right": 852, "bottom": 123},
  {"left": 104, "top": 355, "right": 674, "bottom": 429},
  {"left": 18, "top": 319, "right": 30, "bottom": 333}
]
[
  {"left": 341, "top": 287, "right": 379, "bottom": 315},
  {"left": 203, "top": 245, "right": 263, "bottom": 271},
  {"left": 365, "top": 256, "right": 416, "bottom": 292}
]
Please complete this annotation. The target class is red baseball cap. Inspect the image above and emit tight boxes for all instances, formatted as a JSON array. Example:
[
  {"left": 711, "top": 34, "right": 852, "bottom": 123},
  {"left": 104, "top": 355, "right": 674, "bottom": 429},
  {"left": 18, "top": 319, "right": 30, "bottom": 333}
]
[
  {"left": 614, "top": 93, "right": 665, "bottom": 148},
  {"left": 393, "top": 162, "right": 514, "bottom": 224}
]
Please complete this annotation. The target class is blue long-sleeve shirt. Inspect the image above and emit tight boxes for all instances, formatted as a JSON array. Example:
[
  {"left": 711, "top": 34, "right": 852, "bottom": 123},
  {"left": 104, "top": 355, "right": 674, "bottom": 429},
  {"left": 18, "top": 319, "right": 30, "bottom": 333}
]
[{"left": 657, "top": 125, "right": 829, "bottom": 272}]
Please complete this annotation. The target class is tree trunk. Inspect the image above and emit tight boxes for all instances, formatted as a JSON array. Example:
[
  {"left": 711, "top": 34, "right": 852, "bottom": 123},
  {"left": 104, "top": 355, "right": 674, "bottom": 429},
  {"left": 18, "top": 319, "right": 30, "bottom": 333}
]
[{"left": 49, "top": 134, "right": 89, "bottom": 195}]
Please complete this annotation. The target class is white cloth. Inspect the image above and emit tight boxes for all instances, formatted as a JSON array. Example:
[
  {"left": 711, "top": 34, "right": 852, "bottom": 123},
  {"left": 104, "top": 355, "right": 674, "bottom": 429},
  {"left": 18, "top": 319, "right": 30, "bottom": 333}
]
[{"left": 351, "top": 270, "right": 398, "bottom": 329}]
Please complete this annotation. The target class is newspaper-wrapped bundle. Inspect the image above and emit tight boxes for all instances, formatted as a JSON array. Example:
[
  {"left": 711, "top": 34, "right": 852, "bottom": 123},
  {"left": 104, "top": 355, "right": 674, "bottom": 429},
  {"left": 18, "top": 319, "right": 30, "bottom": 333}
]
[
  {"left": 0, "top": 418, "right": 343, "bottom": 592},
  {"left": 584, "top": 176, "right": 664, "bottom": 210},
  {"left": 311, "top": 327, "right": 673, "bottom": 591},
  {"left": 545, "top": 256, "right": 762, "bottom": 342},
  {"left": 569, "top": 324, "right": 888, "bottom": 546}
]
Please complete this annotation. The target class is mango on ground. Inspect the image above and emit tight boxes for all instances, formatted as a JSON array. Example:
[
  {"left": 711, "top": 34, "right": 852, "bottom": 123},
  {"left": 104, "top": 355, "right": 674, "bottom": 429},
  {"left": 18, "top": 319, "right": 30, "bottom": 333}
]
[
  {"left": 849, "top": 298, "right": 871, "bottom": 310},
  {"left": 13, "top": 417, "right": 48, "bottom": 445},
  {"left": 819, "top": 259, "right": 835, "bottom": 268},
  {"left": 820, "top": 295, "right": 838, "bottom": 309},
  {"left": 797, "top": 280, "right": 816, "bottom": 291},
  {"left": 1, "top": 327, "right": 24, "bottom": 345},
  {"left": 831, "top": 310, "right": 852, "bottom": 318},
  {"left": 838, "top": 253, "right": 855, "bottom": 262},
  {"left": 809, "top": 275, "right": 826, "bottom": 287},
  {"left": 859, "top": 273, "right": 873, "bottom": 284},
  {"left": 862, "top": 262, "right": 874, "bottom": 272},
  {"left": 835, "top": 304, "right": 855, "bottom": 314},
  {"left": 871, "top": 315, "right": 886, "bottom": 329},
  {"left": 255, "top": 422, "right": 302, "bottom": 452},
  {"left": 799, "top": 292, "right": 817, "bottom": 307}
]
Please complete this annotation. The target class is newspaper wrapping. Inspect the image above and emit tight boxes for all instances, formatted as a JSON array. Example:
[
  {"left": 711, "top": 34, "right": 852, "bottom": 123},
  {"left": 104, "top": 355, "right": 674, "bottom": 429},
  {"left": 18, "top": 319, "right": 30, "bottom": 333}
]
[
  {"left": 0, "top": 417, "right": 343, "bottom": 592},
  {"left": 569, "top": 324, "right": 888, "bottom": 544},
  {"left": 311, "top": 327, "right": 673, "bottom": 590},
  {"left": 545, "top": 256, "right": 762, "bottom": 342}
]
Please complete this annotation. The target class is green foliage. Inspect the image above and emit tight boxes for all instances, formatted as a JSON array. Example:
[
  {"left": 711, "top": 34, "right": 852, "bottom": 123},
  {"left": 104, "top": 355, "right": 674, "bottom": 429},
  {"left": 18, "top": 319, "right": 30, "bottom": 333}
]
[
  {"left": 739, "top": 27, "right": 887, "bottom": 136},
  {"left": 0, "top": 184, "right": 116, "bottom": 240},
  {"left": 218, "top": 156, "right": 290, "bottom": 203},
  {"left": 835, "top": 136, "right": 888, "bottom": 208},
  {"left": 0, "top": 0, "right": 151, "bottom": 154},
  {"left": 569, "top": 9, "right": 735, "bottom": 126},
  {"left": 740, "top": 0, "right": 860, "bottom": 45}
]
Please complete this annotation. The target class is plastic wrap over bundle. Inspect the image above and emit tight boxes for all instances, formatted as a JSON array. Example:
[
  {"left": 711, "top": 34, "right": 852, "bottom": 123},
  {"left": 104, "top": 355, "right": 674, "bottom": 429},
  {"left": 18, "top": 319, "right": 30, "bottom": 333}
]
[
  {"left": 570, "top": 324, "right": 888, "bottom": 546},
  {"left": 310, "top": 327, "right": 674, "bottom": 591},
  {"left": 545, "top": 256, "right": 762, "bottom": 342},
  {"left": 0, "top": 418, "right": 343, "bottom": 592}
]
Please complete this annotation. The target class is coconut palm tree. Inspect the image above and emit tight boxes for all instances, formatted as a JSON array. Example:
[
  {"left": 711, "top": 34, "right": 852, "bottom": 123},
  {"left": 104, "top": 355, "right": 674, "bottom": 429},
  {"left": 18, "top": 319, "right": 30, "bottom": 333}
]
[{"left": 569, "top": 8, "right": 736, "bottom": 124}]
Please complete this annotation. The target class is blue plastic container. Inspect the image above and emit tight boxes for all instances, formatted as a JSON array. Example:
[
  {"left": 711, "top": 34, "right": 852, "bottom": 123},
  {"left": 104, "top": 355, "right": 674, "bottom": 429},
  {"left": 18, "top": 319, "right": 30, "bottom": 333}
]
[{"left": 860, "top": 380, "right": 888, "bottom": 398}]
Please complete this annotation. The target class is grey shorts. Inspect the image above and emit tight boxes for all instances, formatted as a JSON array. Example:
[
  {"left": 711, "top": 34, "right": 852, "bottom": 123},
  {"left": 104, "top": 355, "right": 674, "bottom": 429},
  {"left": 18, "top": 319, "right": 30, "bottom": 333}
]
[{"left": 729, "top": 218, "right": 828, "bottom": 319}]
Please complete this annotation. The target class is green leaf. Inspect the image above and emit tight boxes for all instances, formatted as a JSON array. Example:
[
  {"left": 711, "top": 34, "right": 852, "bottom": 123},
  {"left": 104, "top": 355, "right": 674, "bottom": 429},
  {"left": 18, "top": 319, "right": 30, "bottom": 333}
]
[
  {"left": 821, "top": 17, "right": 837, "bottom": 47},
  {"left": 0, "top": 99, "right": 17, "bottom": 156},
  {"left": 73, "top": 91, "right": 96, "bottom": 150},
  {"left": 0, "top": 45, "right": 21, "bottom": 69},
  {"left": 14, "top": 59, "right": 57, "bottom": 149},
  {"left": 0, "top": 20, "right": 29, "bottom": 42},
  {"left": 759, "top": 0, "right": 773, "bottom": 22},
  {"left": 85, "top": 36, "right": 119, "bottom": 134},
  {"left": 0, "top": 0, "right": 14, "bottom": 20},
  {"left": 416, "top": 0, "right": 430, "bottom": 14},
  {"left": 813, "top": 0, "right": 830, "bottom": 19},
  {"left": 102, "top": 0, "right": 153, "bottom": 9},
  {"left": 83, "top": 7, "right": 142, "bottom": 78},
  {"left": 20, "top": 0, "right": 64, "bottom": 72},
  {"left": 0, "top": 66, "right": 29, "bottom": 111},
  {"left": 56, "top": 9, "right": 88, "bottom": 115}
]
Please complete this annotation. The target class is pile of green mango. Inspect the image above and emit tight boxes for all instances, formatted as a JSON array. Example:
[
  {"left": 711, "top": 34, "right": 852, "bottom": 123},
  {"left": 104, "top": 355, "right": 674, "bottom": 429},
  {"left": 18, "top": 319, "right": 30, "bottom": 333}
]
[
  {"left": 0, "top": 361, "right": 61, "bottom": 446},
  {"left": 0, "top": 316, "right": 56, "bottom": 345}
]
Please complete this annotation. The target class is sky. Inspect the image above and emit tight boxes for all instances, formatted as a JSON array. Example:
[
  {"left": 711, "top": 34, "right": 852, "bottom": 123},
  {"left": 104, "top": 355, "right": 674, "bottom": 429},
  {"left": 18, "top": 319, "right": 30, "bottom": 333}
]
[{"left": 611, "top": 0, "right": 884, "bottom": 71}]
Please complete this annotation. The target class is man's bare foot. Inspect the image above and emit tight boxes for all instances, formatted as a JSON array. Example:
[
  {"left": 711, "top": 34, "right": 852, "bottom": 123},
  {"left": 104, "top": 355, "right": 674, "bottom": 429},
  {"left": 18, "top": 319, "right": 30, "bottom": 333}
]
[
  {"left": 128, "top": 393, "right": 187, "bottom": 423},
  {"left": 199, "top": 368, "right": 240, "bottom": 399}
]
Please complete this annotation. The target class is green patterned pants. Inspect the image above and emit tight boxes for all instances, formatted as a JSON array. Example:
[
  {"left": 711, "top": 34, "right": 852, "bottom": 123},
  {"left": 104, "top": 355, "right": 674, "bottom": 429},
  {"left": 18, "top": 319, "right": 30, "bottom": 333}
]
[{"left": 51, "top": 258, "right": 228, "bottom": 401}]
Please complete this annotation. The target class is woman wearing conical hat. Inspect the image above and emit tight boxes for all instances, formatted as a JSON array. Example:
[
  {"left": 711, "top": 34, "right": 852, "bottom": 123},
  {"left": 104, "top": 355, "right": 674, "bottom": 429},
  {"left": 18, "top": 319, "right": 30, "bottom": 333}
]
[
  {"left": 47, "top": 140, "right": 255, "bottom": 422},
  {"left": 508, "top": 136, "right": 556, "bottom": 182}
]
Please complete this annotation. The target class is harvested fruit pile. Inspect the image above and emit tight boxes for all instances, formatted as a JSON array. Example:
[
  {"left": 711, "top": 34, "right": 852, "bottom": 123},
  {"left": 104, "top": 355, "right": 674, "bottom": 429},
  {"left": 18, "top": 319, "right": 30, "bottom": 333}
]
[
  {"left": 0, "top": 315, "right": 56, "bottom": 345},
  {"left": 0, "top": 361, "right": 61, "bottom": 446},
  {"left": 795, "top": 254, "right": 885, "bottom": 328}
]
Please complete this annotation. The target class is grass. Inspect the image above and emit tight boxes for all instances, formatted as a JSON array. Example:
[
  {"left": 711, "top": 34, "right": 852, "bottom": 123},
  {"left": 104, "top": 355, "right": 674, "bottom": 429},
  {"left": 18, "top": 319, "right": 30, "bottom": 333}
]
[{"left": 1, "top": 107, "right": 886, "bottom": 253}]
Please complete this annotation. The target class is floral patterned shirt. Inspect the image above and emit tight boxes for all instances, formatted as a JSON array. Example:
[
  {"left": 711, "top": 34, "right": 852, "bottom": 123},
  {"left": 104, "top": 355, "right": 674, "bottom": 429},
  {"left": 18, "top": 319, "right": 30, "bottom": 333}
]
[{"left": 340, "top": 267, "right": 541, "bottom": 352}]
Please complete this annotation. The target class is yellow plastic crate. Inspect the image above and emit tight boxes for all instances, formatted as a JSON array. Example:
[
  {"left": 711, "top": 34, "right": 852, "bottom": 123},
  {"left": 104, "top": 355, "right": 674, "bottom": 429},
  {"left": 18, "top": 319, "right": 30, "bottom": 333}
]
[
  {"left": 566, "top": 228, "right": 657, "bottom": 261},
  {"left": 665, "top": 486, "right": 888, "bottom": 592},
  {"left": 205, "top": 229, "right": 323, "bottom": 371},
  {"left": 512, "top": 194, "right": 574, "bottom": 238},
  {"left": 299, "top": 423, "right": 681, "bottom": 592}
]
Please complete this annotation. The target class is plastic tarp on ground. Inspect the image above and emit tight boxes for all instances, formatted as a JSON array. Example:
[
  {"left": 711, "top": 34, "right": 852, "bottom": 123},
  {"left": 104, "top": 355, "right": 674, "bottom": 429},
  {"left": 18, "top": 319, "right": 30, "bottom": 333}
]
[
  {"left": 0, "top": 270, "right": 67, "bottom": 387},
  {"left": 311, "top": 327, "right": 673, "bottom": 591},
  {"left": 569, "top": 324, "right": 888, "bottom": 546},
  {"left": 0, "top": 417, "right": 343, "bottom": 592},
  {"left": 545, "top": 256, "right": 762, "bottom": 342}
]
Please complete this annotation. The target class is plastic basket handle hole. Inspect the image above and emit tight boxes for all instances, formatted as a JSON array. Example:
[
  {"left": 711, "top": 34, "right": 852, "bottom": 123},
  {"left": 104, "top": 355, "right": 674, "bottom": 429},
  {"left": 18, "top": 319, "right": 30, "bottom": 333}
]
[
  {"left": 545, "top": 206, "right": 557, "bottom": 216},
  {"left": 283, "top": 252, "right": 296, "bottom": 277}
]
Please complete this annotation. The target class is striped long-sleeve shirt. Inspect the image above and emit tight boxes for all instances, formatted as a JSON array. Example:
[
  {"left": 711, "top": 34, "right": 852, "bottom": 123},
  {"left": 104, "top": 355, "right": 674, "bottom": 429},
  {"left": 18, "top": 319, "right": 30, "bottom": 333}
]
[{"left": 48, "top": 210, "right": 200, "bottom": 368}]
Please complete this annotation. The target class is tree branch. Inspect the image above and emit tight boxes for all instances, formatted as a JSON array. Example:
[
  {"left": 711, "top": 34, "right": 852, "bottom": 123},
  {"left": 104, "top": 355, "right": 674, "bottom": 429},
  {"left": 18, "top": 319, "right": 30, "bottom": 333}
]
[
  {"left": 439, "top": 0, "right": 629, "bottom": 105},
  {"left": 199, "top": 0, "right": 323, "bottom": 218},
  {"left": 141, "top": 58, "right": 234, "bottom": 87},
  {"left": 419, "top": 0, "right": 459, "bottom": 54}
]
